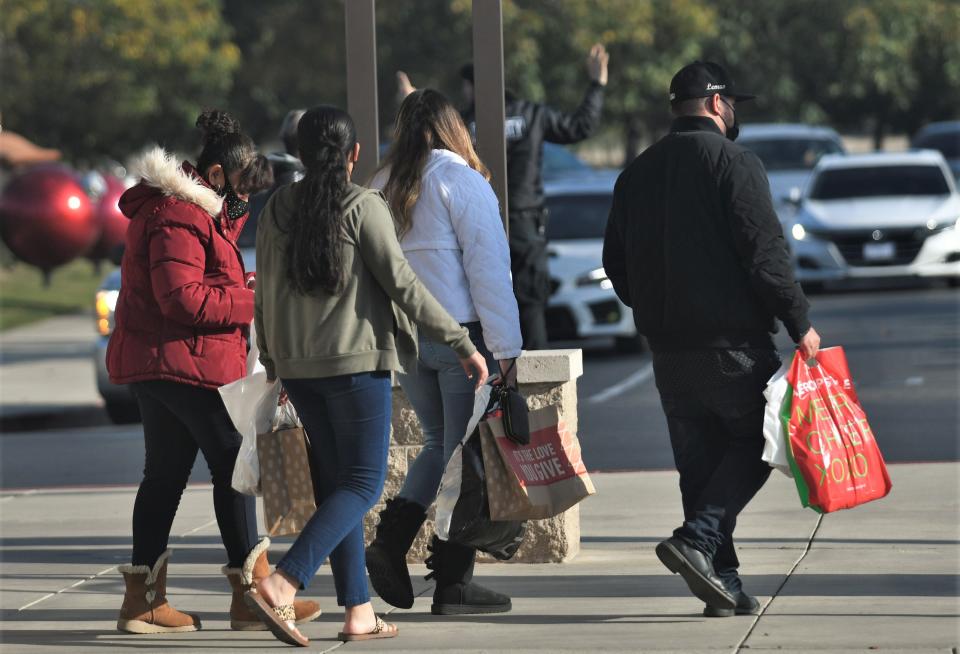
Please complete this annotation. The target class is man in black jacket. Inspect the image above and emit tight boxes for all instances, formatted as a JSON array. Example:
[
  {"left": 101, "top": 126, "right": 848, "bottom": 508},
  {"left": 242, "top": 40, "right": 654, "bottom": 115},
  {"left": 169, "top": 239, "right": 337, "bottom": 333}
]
[{"left": 602, "top": 61, "right": 820, "bottom": 616}]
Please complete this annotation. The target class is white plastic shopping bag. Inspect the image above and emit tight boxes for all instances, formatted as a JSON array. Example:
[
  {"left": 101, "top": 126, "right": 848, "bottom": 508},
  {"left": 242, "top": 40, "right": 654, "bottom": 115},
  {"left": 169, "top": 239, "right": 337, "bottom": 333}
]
[
  {"left": 762, "top": 360, "right": 792, "bottom": 476},
  {"left": 218, "top": 320, "right": 280, "bottom": 495},
  {"left": 247, "top": 321, "right": 265, "bottom": 375},
  {"left": 219, "top": 370, "right": 280, "bottom": 495}
]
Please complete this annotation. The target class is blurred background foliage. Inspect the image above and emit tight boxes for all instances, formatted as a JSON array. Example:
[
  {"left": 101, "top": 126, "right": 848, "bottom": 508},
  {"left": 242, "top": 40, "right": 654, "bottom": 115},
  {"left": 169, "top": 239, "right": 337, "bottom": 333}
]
[{"left": 2, "top": 0, "right": 957, "bottom": 165}]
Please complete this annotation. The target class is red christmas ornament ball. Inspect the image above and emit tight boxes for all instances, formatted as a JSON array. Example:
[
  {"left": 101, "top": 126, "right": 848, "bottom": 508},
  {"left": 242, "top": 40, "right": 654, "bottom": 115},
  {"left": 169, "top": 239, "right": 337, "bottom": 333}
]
[
  {"left": 0, "top": 165, "right": 98, "bottom": 270},
  {"left": 87, "top": 174, "right": 130, "bottom": 261}
]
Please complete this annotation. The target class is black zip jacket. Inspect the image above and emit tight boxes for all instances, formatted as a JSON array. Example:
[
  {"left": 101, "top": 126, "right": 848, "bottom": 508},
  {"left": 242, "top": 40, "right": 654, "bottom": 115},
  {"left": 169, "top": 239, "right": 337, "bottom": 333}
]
[
  {"left": 463, "top": 82, "right": 604, "bottom": 212},
  {"left": 602, "top": 116, "right": 810, "bottom": 351}
]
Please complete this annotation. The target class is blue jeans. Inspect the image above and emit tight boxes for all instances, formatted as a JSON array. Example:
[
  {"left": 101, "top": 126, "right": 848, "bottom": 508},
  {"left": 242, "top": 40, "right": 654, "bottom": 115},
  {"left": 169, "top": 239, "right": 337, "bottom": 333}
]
[
  {"left": 276, "top": 372, "right": 391, "bottom": 607},
  {"left": 397, "top": 323, "right": 496, "bottom": 508}
]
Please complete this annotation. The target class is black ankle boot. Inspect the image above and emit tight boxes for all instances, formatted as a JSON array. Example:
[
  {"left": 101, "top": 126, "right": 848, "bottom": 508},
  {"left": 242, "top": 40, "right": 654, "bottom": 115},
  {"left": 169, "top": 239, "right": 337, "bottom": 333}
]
[
  {"left": 425, "top": 536, "right": 512, "bottom": 615},
  {"left": 365, "top": 497, "right": 427, "bottom": 609}
]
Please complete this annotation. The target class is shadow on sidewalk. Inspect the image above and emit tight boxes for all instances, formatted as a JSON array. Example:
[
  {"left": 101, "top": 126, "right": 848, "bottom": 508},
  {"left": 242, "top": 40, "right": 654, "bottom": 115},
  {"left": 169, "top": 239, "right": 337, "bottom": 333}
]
[
  {"left": 582, "top": 535, "right": 960, "bottom": 546},
  {"left": 0, "top": 630, "right": 294, "bottom": 650},
  {"left": 0, "top": 407, "right": 111, "bottom": 433}
]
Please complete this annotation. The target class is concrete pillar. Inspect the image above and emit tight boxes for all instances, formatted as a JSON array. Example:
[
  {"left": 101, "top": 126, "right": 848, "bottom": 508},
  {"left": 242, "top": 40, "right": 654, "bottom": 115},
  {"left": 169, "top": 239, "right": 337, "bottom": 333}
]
[
  {"left": 471, "top": 0, "right": 509, "bottom": 226},
  {"left": 344, "top": 0, "right": 380, "bottom": 183},
  {"left": 364, "top": 349, "right": 585, "bottom": 563}
]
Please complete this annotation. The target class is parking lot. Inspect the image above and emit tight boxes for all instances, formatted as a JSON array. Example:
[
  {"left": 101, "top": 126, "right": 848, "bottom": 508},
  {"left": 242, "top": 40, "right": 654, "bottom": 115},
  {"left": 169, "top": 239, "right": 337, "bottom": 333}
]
[{"left": 1, "top": 282, "right": 956, "bottom": 489}]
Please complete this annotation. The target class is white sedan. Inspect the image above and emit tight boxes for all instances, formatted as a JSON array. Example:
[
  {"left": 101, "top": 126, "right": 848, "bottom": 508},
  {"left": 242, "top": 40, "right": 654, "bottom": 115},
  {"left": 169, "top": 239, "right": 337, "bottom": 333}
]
[
  {"left": 787, "top": 150, "right": 960, "bottom": 286},
  {"left": 544, "top": 172, "right": 644, "bottom": 352}
]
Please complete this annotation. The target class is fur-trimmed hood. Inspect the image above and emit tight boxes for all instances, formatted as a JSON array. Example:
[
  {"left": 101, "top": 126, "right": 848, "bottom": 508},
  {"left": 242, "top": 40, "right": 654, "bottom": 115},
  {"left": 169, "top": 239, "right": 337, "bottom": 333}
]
[{"left": 120, "top": 146, "right": 223, "bottom": 219}]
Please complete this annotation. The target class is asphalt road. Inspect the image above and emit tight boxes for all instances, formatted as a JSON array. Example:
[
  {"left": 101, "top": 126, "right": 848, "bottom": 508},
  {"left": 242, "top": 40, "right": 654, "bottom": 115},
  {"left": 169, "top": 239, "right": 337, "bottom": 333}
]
[{"left": 0, "top": 285, "right": 956, "bottom": 489}]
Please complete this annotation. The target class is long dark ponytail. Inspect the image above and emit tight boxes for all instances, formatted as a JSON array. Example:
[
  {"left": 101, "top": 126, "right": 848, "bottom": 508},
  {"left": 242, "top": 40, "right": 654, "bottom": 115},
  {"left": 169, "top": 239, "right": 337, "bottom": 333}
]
[{"left": 282, "top": 105, "right": 357, "bottom": 296}]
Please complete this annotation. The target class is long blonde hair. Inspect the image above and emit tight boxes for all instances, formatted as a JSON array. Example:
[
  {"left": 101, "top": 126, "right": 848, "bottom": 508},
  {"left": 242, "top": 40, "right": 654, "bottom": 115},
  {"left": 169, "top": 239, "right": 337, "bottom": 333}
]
[{"left": 377, "top": 89, "right": 490, "bottom": 237}]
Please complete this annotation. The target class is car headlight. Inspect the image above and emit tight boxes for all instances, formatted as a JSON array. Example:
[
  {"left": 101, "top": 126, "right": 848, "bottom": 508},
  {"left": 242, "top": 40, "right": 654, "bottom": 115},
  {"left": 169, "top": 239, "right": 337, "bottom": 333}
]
[
  {"left": 575, "top": 267, "right": 613, "bottom": 289},
  {"left": 791, "top": 223, "right": 807, "bottom": 241},
  {"left": 924, "top": 216, "right": 960, "bottom": 233},
  {"left": 95, "top": 290, "right": 119, "bottom": 336}
]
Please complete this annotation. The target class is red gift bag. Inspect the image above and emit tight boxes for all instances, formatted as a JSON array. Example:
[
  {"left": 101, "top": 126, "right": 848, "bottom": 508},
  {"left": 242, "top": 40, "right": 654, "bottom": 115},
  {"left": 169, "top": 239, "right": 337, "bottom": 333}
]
[{"left": 782, "top": 347, "right": 892, "bottom": 513}]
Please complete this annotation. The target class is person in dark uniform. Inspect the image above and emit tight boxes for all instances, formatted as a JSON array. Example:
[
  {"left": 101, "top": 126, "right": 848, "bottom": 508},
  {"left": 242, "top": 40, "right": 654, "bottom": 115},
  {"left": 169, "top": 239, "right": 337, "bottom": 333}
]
[
  {"left": 397, "top": 44, "right": 609, "bottom": 349},
  {"left": 602, "top": 61, "right": 821, "bottom": 617}
]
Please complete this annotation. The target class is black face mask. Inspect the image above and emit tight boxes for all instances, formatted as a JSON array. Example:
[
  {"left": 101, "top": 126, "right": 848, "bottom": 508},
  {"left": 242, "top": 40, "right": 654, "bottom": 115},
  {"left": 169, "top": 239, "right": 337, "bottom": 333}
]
[
  {"left": 719, "top": 98, "right": 740, "bottom": 142},
  {"left": 220, "top": 179, "right": 249, "bottom": 220}
]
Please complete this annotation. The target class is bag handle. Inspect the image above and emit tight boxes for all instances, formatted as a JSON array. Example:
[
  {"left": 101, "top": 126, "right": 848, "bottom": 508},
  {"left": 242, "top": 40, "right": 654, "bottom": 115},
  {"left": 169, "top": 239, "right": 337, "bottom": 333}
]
[
  {"left": 271, "top": 385, "right": 300, "bottom": 430},
  {"left": 494, "top": 358, "right": 518, "bottom": 388}
]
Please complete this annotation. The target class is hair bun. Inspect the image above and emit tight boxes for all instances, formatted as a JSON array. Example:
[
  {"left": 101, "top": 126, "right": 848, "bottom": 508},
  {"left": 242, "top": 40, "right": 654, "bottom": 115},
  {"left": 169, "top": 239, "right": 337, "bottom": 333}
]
[{"left": 196, "top": 109, "right": 241, "bottom": 143}]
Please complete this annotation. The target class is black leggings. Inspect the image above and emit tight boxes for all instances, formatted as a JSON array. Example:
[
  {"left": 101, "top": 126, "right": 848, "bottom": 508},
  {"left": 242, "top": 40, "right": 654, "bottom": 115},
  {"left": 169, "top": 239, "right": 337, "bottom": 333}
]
[{"left": 130, "top": 380, "right": 257, "bottom": 568}]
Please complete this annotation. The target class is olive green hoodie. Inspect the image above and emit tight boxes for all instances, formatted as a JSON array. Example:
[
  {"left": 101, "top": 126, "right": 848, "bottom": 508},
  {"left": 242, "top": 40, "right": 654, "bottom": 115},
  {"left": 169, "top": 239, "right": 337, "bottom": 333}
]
[{"left": 254, "top": 182, "right": 475, "bottom": 380}]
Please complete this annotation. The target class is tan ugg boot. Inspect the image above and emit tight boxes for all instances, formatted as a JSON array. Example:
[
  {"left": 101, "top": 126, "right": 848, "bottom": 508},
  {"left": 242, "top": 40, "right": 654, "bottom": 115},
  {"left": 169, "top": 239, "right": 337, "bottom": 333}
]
[
  {"left": 117, "top": 550, "right": 201, "bottom": 634},
  {"left": 222, "top": 537, "right": 322, "bottom": 631}
]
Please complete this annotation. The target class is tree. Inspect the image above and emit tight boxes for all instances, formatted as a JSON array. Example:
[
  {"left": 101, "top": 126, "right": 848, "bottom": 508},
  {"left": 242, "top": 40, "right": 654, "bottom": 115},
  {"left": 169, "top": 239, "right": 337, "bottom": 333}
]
[
  {"left": 827, "top": 0, "right": 960, "bottom": 147},
  {"left": 1, "top": 0, "right": 240, "bottom": 162},
  {"left": 449, "top": 0, "right": 719, "bottom": 162},
  {"left": 710, "top": 0, "right": 960, "bottom": 149},
  {"left": 221, "top": 0, "right": 346, "bottom": 146}
]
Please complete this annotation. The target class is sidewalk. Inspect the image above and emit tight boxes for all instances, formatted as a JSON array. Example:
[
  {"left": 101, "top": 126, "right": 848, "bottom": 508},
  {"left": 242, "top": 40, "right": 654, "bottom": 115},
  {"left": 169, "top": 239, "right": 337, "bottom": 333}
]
[{"left": 1, "top": 463, "right": 957, "bottom": 652}]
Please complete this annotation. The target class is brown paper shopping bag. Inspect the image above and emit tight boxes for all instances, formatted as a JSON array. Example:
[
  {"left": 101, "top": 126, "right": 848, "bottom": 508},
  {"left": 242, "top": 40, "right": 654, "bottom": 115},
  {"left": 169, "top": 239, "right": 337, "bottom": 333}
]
[
  {"left": 480, "top": 404, "right": 595, "bottom": 521},
  {"left": 257, "top": 425, "right": 316, "bottom": 537}
]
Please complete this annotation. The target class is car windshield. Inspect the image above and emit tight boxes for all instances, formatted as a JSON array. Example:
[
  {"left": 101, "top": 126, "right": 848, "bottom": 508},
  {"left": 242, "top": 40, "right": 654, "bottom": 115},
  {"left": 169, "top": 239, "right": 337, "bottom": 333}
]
[
  {"left": 739, "top": 138, "right": 843, "bottom": 171},
  {"left": 912, "top": 131, "right": 960, "bottom": 159},
  {"left": 810, "top": 165, "right": 950, "bottom": 200},
  {"left": 545, "top": 193, "right": 611, "bottom": 240}
]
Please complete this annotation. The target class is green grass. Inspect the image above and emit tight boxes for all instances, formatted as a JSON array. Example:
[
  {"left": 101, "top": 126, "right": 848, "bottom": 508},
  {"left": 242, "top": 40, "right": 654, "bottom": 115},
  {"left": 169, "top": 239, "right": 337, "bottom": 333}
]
[{"left": 0, "top": 258, "right": 113, "bottom": 331}]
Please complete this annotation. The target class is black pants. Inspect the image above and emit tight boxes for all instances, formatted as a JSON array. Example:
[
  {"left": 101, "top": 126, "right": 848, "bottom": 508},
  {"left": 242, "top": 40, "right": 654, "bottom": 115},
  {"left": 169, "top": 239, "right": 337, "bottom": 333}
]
[
  {"left": 509, "top": 208, "right": 549, "bottom": 350},
  {"left": 653, "top": 349, "right": 779, "bottom": 592},
  {"left": 130, "top": 380, "right": 257, "bottom": 568}
]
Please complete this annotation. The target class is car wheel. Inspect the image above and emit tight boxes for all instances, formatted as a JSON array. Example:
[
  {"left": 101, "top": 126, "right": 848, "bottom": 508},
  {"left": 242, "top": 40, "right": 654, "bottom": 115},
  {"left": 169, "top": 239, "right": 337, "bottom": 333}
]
[
  {"left": 947, "top": 276, "right": 959, "bottom": 289},
  {"left": 614, "top": 333, "right": 648, "bottom": 354},
  {"left": 801, "top": 281, "right": 825, "bottom": 294},
  {"left": 105, "top": 401, "right": 141, "bottom": 425}
]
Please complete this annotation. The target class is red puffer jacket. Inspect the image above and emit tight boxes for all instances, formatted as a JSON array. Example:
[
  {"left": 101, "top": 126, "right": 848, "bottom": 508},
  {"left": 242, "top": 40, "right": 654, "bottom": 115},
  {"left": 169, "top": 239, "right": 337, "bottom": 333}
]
[{"left": 106, "top": 147, "right": 254, "bottom": 390}]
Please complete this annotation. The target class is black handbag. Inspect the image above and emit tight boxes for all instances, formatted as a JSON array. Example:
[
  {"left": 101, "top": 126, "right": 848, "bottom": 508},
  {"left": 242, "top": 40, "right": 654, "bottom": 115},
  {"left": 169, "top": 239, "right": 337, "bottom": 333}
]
[{"left": 489, "top": 359, "right": 530, "bottom": 445}]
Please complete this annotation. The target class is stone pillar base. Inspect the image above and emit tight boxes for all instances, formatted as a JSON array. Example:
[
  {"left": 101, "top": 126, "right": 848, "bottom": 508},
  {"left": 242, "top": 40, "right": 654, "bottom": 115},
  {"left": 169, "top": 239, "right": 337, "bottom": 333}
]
[{"left": 364, "top": 349, "right": 584, "bottom": 564}]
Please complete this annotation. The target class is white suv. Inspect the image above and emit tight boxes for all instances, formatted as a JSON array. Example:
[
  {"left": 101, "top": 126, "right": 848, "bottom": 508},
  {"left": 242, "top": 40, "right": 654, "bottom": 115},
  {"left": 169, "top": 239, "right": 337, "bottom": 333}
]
[{"left": 786, "top": 150, "right": 960, "bottom": 285}]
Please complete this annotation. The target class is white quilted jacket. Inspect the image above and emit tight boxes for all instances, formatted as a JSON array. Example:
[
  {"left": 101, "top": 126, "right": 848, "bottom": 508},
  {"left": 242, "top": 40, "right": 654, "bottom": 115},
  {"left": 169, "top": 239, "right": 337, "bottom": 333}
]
[{"left": 370, "top": 149, "right": 522, "bottom": 359}]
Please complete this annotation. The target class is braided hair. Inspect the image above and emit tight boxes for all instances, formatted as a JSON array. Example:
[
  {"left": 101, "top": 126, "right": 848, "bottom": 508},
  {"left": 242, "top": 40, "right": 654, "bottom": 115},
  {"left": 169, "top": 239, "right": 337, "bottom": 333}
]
[
  {"left": 281, "top": 105, "right": 357, "bottom": 296},
  {"left": 195, "top": 109, "right": 272, "bottom": 195}
]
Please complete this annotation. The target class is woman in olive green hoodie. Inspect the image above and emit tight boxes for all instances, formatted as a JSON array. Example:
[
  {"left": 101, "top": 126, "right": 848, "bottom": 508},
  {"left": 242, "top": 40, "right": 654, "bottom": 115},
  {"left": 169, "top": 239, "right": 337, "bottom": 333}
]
[{"left": 245, "top": 106, "right": 488, "bottom": 647}]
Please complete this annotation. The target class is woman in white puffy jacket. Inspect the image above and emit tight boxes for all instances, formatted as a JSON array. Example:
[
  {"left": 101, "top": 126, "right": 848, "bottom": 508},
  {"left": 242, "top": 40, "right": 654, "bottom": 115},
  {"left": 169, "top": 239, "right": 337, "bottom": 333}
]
[{"left": 366, "top": 89, "right": 522, "bottom": 617}]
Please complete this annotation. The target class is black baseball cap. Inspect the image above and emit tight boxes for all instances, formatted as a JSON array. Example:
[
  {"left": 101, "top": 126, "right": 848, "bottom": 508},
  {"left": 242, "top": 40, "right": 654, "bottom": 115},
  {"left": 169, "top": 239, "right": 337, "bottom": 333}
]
[{"left": 669, "top": 61, "right": 756, "bottom": 105}]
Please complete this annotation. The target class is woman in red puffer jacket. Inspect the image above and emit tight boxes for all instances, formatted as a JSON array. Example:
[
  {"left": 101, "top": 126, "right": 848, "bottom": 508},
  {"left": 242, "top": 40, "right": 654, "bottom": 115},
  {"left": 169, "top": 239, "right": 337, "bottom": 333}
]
[{"left": 108, "top": 110, "right": 319, "bottom": 635}]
